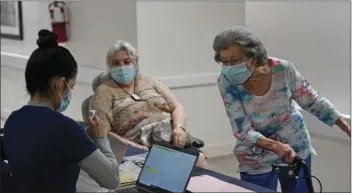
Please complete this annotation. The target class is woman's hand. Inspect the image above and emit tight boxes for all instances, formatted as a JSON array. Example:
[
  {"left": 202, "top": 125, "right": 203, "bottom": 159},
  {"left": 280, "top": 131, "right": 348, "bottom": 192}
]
[
  {"left": 88, "top": 115, "right": 107, "bottom": 139},
  {"left": 335, "top": 117, "right": 351, "bottom": 137},
  {"left": 343, "top": 126, "right": 351, "bottom": 137},
  {"left": 172, "top": 127, "right": 187, "bottom": 147},
  {"left": 125, "top": 140, "right": 149, "bottom": 151},
  {"left": 131, "top": 143, "right": 149, "bottom": 151},
  {"left": 273, "top": 142, "right": 296, "bottom": 164}
]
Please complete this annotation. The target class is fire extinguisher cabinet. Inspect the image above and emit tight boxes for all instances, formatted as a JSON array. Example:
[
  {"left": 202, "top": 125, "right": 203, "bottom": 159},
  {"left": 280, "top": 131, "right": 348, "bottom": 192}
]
[{"left": 49, "top": 1, "right": 68, "bottom": 43}]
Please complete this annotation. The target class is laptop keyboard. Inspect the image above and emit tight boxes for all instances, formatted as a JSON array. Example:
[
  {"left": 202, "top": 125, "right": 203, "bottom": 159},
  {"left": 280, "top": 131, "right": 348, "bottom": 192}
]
[{"left": 117, "top": 187, "right": 146, "bottom": 193}]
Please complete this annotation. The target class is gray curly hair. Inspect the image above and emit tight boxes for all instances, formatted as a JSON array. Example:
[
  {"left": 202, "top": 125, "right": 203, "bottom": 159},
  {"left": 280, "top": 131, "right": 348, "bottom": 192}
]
[{"left": 212, "top": 26, "right": 268, "bottom": 66}]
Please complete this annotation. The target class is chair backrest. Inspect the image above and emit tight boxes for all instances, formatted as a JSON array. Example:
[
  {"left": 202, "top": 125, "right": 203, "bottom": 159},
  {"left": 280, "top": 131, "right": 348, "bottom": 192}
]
[
  {"left": 81, "top": 72, "right": 110, "bottom": 124},
  {"left": 81, "top": 95, "right": 93, "bottom": 124},
  {"left": 92, "top": 72, "right": 109, "bottom": 92}
]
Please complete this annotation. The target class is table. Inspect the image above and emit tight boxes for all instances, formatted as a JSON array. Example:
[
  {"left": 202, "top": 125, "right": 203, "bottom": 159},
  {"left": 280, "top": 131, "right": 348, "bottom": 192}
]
[
  {"left": 126, "top": 146, "right": 275, "bottom": 193},
  {"left": 1, "top": 139, "right": 275, "bottom": 193}
]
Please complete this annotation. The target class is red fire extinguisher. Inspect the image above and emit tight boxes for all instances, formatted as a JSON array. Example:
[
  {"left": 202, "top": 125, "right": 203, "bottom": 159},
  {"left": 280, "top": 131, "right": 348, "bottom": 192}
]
[{"left": 49, "top": 1, "right": 68, "bottom": 43}]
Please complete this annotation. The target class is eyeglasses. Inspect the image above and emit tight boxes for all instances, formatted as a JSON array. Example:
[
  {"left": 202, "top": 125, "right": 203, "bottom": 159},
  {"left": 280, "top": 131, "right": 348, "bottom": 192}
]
[{"left": 220, "top": 57, "right": 247, "bottom": 67}]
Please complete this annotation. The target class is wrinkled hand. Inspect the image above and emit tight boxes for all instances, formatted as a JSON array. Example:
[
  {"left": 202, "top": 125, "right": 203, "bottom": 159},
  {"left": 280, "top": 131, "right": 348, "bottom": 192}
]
[
  {"left": 336, "top": 117, "right": 351, "bottom": 138},
  {"left": 126, "top": 140, "right": 149, "bottom": 151},
  {"left": 343, "top": 126, "right": 351, "bottom": 137},
  {"left": 345, "top": 129, "right": 351, "bottom": 137},
  {"left": 274, "top": 143, "right": 296, "bottom": 164},
  {"left": 172, "top": 127, "right": 187, "bottom": 147},
  {"left": 88, "top": 115, "right": 107, "bottom": 139}
]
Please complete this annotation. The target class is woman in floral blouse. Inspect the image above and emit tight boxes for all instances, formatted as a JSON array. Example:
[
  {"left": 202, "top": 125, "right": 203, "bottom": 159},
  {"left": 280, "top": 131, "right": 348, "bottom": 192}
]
[
  {"left": 213, "top": 26, "right": 350, "bottom": 192},
  {"left": 89, "top": 40, "right": 207, "bottom": 168}
]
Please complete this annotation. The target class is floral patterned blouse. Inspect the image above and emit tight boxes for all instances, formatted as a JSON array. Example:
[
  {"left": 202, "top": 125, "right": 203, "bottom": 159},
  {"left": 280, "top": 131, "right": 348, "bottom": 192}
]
[
  {"left": 89, "top": 76, "right": 179, "bottom": 144},
  {"left": 218, "top": 57, "right": 341, "bottom": 174}
]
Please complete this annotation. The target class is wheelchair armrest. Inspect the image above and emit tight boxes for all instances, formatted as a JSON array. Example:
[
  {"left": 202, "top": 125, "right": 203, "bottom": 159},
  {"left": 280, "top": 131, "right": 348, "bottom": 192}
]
[{"left": 189, "top": 136, "right": 204, "bottom": 149}]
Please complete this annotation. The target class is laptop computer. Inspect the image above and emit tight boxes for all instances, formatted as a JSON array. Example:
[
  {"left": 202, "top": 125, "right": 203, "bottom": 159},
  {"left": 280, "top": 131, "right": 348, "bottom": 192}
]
[{"left": 117, "top": 142, "right": 199, "bottom": 193}]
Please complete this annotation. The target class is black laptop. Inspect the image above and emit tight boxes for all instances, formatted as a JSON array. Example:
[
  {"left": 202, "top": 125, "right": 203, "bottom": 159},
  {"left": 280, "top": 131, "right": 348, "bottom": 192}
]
[{"left": 117, "top": 142, "right": 199, "bottom": 193}]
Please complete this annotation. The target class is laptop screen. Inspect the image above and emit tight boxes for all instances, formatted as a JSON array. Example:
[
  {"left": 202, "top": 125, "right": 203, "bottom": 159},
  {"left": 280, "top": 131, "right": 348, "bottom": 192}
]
[{"left": 138, "top": 144, "right": 198, "bottom": 193}]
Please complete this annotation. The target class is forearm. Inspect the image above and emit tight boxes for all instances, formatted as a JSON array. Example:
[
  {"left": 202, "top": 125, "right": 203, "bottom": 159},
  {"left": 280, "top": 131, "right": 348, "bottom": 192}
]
[
  {"left": 288, "top": 62, "right": 342, "bottom": 126},
  {"left": 235, "top": 131, "right": 281, "bottom": 153},
  {"left": 235, "top": 129, "right": 280, "bottom": 152},
  {"left": 304, "top": 99, "right": 342, "bottom": 126},
  {"left": 335, "top": 117, "right": 351, "bottom": 133},
  {"left": 255, "top": 136, "right": 280, "bottom": 152},
  {"left": 94, "top": 137, "right": 117, "bottom": 161},
  {"left": 80, "top": 137, "right": 119, "bottom": 189},
  {"left": 171, "top": 104, "right": 187, "bottom": 129}
]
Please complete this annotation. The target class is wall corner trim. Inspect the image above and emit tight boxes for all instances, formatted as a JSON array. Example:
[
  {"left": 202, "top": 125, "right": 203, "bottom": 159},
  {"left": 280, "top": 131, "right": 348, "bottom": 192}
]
[{"left": 1, "top": 51, "right": 219, "bottom": 89}]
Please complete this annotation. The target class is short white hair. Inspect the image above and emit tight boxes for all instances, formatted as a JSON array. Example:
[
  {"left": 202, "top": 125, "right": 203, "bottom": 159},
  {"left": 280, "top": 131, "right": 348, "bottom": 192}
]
[
  {"left": 213, "top": 26, "right": 268, "bottom": 66},
  {"left": 106, "top": 40, "right": 139, "bottom": 67}
]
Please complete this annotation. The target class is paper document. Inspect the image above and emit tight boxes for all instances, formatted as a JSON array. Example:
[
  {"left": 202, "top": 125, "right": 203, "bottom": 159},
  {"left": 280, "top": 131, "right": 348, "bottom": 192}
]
[
  {"left": 124, "top": 152, "right": 148, "bottom": 162},
  {"left": 120, "top": 160, "right": 141, "bottom": 172},
  {"left": 119, "top": 161, "right": 142, "bottom": 184},
  {"left": 119, "top": 152, "right": 148, "bottom": 185},
  {"left": 120, "top": 172, "right": 137, "bottom": 184},
  {"left": 187, "top": 175, "right": 254, "bottom": 192},
  {"left": 124, "top": 152, "right": 148, "bottom": 167}
]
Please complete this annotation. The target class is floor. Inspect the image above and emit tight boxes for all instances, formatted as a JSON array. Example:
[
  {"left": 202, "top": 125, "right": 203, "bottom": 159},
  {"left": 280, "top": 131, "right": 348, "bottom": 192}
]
[{"left": 207, "top": 136, "right": 351, "bottom": 192}]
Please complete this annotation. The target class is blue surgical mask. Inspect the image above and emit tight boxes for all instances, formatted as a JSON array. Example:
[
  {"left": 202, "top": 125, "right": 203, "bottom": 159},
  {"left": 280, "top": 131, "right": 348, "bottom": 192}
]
[
  {"left": 110, "top": 65, "right": 136, "bottom": 85},
  {"left": 221, "top": 62, "right": 252, "bottom": 85},
  {"left": 57, "top": 81, "right": 72, "bottom": 113},
  {"left": 57, "top": 91, "right": 72, "bottom": 112}
]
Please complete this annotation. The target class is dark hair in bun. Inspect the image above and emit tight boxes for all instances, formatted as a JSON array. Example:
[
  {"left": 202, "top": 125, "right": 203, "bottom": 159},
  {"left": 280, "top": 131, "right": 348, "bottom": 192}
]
[
  {"left": 36, "top": 29, "right": 58, "bottom": 49},
  {"left": 26, "top": 29, "right": 78, "bottom": 97}
]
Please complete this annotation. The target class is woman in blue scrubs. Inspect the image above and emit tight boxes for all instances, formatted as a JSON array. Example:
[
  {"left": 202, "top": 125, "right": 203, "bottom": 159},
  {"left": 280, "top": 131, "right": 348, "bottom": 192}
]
[{"left": 3, "top": 30, "right": 120, "bottom": 193}]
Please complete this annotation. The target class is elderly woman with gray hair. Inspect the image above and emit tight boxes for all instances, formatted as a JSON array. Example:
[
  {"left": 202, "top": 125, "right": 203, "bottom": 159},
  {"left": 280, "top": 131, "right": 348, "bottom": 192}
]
[
  {"left": 214, "top": 26, "right": 351, "bottom": 192},
  {"left": 89, "top": 40, "right": 207, "bottom": 167}
]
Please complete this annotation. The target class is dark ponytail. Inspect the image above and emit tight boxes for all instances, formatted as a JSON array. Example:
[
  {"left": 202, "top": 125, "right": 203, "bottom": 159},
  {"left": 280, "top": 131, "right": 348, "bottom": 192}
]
[
  {"left": 36, "top": 29, "right": 59, "bottom": 49},
  {"left": 25, "top": 29, "right": 78, "bottom": 97}
]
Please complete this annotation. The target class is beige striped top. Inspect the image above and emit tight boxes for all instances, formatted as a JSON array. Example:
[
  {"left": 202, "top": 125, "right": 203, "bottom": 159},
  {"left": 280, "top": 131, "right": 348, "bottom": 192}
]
[{"left": 89, "top": 76, "right": 179, "bottom": 144}]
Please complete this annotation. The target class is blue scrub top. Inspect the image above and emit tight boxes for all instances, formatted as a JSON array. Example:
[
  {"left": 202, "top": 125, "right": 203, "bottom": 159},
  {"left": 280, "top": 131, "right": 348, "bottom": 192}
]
[{"left": 3, "top": 105, "right": 97, "bottom": 193}]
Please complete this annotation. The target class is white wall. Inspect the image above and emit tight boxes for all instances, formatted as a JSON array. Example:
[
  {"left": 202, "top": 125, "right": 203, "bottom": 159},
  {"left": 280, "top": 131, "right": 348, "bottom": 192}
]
[
  {"left": 1, "top": 2, "right": 50, "bottom": 56},
  {"left": 136, "top": 1, "right": 246, "bottom": 156},
  {"left": 137, "top": 1, "right": 243, "bottom": 76},
  {"left": 1, "top": 1, "right": 138, "bottom": 131},
  {"left": 246, "top": 1, "right": 351, "bottom": 140},
  {"left": 1, "top": 1, "right": 137, "bottom": 70},
  {"left": 66, "top": 1, "right": 137, "bottom": 69},
  {"left": 1, "top": 1, "right": 350, "bottom": 158},
  {"left": 1, "top": 1, "right": 246, "bottom": 157}
]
